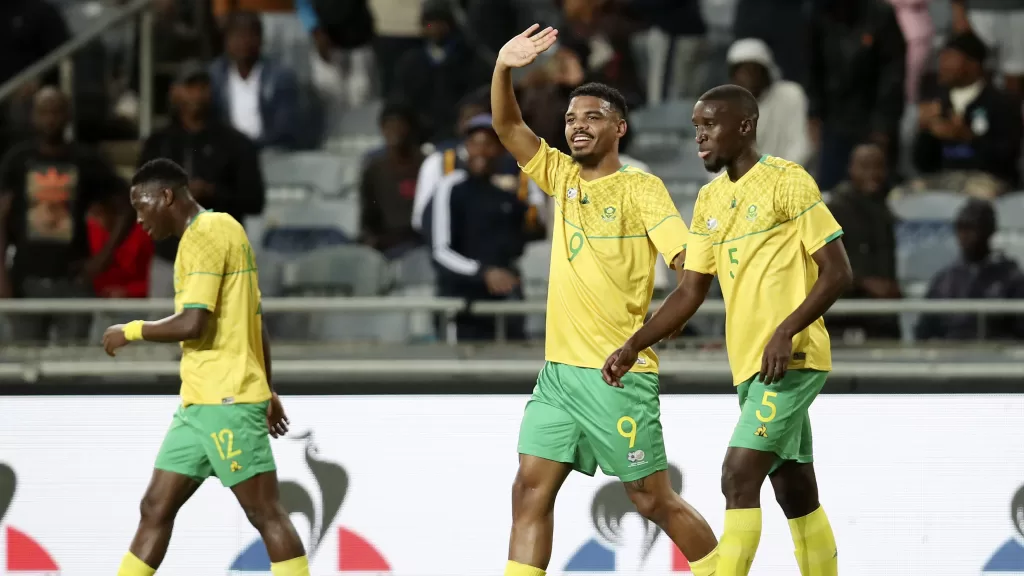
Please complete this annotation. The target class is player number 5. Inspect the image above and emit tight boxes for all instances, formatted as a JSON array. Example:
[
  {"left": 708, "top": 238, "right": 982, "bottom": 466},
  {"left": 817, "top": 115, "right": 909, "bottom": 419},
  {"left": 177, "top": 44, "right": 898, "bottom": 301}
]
[
  {"left": 728, "top": 248, "right": 739, "bottom": 279},
  {"left": 211, "top": 429, "right": 243, "bottom": 460},
  {"left": 617, "top": 416, "right": 638, "bottom": 448},
  {"left": 756, "top": 391, "right": 778, "bottom": 423}
]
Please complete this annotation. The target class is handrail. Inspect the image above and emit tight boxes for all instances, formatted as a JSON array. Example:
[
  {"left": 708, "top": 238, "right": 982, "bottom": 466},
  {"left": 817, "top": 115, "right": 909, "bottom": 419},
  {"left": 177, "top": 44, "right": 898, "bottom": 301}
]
[{"left": 0, "top": 0, "right": 157, "bottom": 134}]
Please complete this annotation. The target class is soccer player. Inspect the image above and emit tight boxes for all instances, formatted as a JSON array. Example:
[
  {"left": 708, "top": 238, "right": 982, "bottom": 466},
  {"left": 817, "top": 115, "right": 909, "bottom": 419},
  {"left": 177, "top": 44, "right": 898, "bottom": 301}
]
[
  {"left": 603, "top": 85, "right": 852, "bottom": 576},
  {"left": 102, "top": 159, "right": 310, "bottom": 576},
  {"left": 492, "top": 25, "right": 721, "bottom": 576}
]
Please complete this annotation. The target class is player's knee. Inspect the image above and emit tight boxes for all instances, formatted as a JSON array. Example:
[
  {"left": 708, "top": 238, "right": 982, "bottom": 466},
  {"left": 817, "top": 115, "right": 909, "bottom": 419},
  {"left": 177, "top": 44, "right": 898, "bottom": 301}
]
[
  {"left": 511, "top": 471, "right": 557, "bottom": 518},
  {"left": 241, "top": 502, "right": 284, "bottom": 531},
  {"left": 139, "top": 493, "right": 179, "bottom": 525},
  {"left": 626, "top": 487, "right": 668, "bottom": 523},
  {"left": 720, "top": 460, "right": 759, "bottom": 504}
]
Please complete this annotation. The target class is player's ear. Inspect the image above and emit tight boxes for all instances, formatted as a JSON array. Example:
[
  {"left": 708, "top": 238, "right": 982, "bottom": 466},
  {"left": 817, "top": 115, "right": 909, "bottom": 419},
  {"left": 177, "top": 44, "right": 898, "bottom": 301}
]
[{"left": 617, "top": 119, "right": 627, "bottom": 139}]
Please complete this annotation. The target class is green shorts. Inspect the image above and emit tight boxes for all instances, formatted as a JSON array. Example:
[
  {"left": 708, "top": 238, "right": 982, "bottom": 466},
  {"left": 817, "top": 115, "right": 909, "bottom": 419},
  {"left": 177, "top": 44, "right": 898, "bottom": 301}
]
[
  {"left": 730, "top": 369, "right": 827, "bottom": 474},
  {"left": 518, "top": 362, "right": 667, "bottom": 482},
  {"left": 154, "top": 401, "right": 276, "bottom": 487}
]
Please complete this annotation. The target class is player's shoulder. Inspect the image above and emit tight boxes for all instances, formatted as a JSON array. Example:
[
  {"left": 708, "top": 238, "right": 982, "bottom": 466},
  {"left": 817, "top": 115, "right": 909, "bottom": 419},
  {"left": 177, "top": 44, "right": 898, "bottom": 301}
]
[
  {"left": 185, "top": 211, "right": 244, "bottom": 245},
  {"left": 759, "top": 155, "right": 817, "bottom": 190}
]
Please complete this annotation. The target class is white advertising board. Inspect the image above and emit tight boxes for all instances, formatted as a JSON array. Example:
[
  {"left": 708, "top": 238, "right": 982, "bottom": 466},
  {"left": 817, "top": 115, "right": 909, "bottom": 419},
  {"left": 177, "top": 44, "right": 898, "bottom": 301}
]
[{"left": 0, "top": 395, "right": 1022, "bottom": 576}]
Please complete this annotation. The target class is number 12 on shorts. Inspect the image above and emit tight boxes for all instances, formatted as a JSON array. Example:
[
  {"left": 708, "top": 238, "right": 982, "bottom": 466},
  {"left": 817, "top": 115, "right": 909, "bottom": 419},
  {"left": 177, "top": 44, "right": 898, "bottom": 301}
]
[{"left": 211, "top": 429, "right": 243, "bottom": 460}]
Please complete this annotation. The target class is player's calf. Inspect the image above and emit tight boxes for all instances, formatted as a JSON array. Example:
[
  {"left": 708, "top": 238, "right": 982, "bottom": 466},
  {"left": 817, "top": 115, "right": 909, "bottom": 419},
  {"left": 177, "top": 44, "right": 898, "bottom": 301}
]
[
  {"left": 232, "top": 472, "right": 310, "bottom": 575},
  {"left": 506, "top": 455, "right": 572, "bottom": 575},
  {"left": 770, "top": 463, "right": 837, "bottom": 576},
  {"left": 118, "top": 470, "right": 201, "bottom": 575}
]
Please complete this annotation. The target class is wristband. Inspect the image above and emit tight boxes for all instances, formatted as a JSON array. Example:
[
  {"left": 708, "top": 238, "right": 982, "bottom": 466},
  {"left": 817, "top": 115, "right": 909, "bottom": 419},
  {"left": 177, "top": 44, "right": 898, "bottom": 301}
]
[{"left": 123, "top": 320, "right": 145, "bottom": 342}]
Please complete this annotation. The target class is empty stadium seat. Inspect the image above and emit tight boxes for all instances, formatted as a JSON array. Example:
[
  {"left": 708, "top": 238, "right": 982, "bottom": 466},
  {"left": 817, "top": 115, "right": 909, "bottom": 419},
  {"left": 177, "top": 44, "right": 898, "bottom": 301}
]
[
  {"left": 260, "top": 198, "right": 358, "bottom": 253},
  {"left": 336, "top": 101, "right": 384, "bottom": 137},
  {"left": 995, "top": 195, "right": 1024, "bottom": 230},
  {"left": 261, "top": 151, "right": 358, "bottom": 196},
  {"left": 889, "top": 190, "right": 967, "bottom": 222},
  {"left": 392, "top": 246, "right": 436, "bottom": 288},
  {"left": 896, "top": 231, "right": 957, "bottom": 285}
]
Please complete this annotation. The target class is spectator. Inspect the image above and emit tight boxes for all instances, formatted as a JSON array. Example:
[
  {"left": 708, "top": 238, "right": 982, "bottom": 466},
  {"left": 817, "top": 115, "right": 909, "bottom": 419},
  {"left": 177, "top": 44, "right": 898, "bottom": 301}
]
[
  {"left": 0, "top": 88, "right": 131, "bottom": 343},
  {"left": 411, "top": 94, "right": 547, "bottom": 239},
  {"left": 558, "top": 0, "right": 647, "bottom": 107},
  {"left": 826, "top": 142, "right": 902, "bottom": 341},
  {"left": 140, "top": 62, "right": 266, "bottom": 298},
  {"left": 808, "top": 0, "right": 906, "bottom": 191},
  {"left": 887, "top": 0, "right": 935, "bottom": 103},
  {"left": 424, "top": 115, "right": 530, "bottom": 341},
  {"left": 952, "top": 0, "right": 1024, "bottom": 98},
  {"left": 916, "top": 198, "right": 1024, "bottom": 341},
  {"left": 359, "top": 101, "right": 425, "bottom": 257},
  {"left": 87, "top": 196, "right": 153, "bottom": 299},
  {"left": 727, "top": 38, "right": 812, "bottom": 167},
  {"left": 467, "top": 0, "right": 564, "bottom": 56},
  {"left": 629, "top": 0, "right": 707, "bottom": 102},
  {"left": 733, "top": 0, "right": 809, "bottom": 85},
  {"left": 391, "top": 0, "right": 491, "bottom": 143},
  {"left": 209, "top": 11, "right": 302, "bottom": 150},
  {"left": 913, "top": 32, "right": 1022, "bottom": 198},
  {"left": 369, "top": 0, "right": 424, "bottom": 96}
]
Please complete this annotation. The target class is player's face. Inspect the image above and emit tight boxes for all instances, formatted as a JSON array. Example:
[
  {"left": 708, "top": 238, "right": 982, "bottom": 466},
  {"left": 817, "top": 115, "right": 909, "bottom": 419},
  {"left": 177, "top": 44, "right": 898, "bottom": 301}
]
[
  {"left": 693, "top": 99, "right": 746, "bottom": 173},
  {"left": 465, "top": 129, "right": 503, "bottom": 176},
  {"left": 130, "top": 184, "right": 175, "bottom": 240},
  {"left": 848, "top": 144, "right": 887, "bottom": 196},
  {"left": 564, "top": 96, "right": 625, "bottom": 166}
]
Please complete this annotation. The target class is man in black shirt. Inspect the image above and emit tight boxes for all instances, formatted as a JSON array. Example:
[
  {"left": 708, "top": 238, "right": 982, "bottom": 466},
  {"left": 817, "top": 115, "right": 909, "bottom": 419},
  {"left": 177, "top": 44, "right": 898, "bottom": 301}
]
[
  {"left": 0, "top": 87, "right": 131, "bottom": 343},
  {"left": 139, "top": 62, "right": 265, "bottom": 297}
]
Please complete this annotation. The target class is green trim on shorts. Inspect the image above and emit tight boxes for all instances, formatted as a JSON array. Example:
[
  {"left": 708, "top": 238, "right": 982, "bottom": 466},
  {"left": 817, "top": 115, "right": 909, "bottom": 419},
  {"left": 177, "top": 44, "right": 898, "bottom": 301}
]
[{"left": 730, "top": 369, "right": 827, "bottom": 475}]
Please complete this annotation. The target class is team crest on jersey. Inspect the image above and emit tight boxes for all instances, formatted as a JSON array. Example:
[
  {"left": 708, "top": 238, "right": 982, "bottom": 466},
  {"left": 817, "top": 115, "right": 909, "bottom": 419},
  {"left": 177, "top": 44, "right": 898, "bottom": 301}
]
[
  {"left": 602, "top": 206, "right": 617, "bottom": 222},
  {"left": 746, "top": 204, "right": 758, "bottom": 222},
  {"left": 567, "top": 188, "right": 578, "bottom": 200},
  {"left": 707, "top": 217, "right": 718, "bottom": 231}
]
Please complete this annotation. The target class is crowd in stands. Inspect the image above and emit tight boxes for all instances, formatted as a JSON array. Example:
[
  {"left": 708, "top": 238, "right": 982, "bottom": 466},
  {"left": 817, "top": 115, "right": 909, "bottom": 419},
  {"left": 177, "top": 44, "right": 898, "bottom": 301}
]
[{"left": 1, "top": 0, "right": 1023, "bottom": 345}]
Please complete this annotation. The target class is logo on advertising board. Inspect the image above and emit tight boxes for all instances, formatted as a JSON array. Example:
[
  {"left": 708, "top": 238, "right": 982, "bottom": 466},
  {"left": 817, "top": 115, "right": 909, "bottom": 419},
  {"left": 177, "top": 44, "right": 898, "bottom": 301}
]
[
  {"left": 983, "top": 484, "right": 1024, "bottom": 573},
  {"left": 229, "top": 432, "right": 390, "bottom": 574},
  {"left": 0, "top": 463, "right": 60, "bottom": 574},
  {"left": 564, "top": 464, "right": 692, "bottom": 573}
]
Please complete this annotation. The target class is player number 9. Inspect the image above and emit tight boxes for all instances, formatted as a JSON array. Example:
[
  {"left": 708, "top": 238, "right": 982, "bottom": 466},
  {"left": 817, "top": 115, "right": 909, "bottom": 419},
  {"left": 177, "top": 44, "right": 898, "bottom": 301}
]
[
  {"left": 617, "top": 416, "right": 638, "bottom": 448},
  {"left": 568, "top": 232, "right": 585, "bottom": 262}
]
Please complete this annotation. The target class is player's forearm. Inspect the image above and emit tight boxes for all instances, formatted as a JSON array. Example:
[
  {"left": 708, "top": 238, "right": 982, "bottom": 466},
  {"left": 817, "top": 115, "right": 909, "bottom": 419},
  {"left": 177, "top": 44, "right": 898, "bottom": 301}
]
[
  {"left": 776, "top": 251, "right": 853, "bottom": 339},
  {"left": 491, "top": 63, "right": 524, "bottom": 137},
  {"left": 626, "top": 271, "right": 712, "bottom": 351},
  {"left": 134, "top": 310, "right": 208, "bottom": 342}
]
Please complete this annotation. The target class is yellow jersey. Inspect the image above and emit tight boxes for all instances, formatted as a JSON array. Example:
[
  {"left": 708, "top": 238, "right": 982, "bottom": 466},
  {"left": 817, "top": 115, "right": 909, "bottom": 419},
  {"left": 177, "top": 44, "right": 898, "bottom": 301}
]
[
  {"left": 521, "top": 139, "right": 689, "bottom": 373},
  {"left": 174, "top": 211, "right": 271, "bottom": 406},
  {"left": 684, "top": 155, "right": 843, "bottom": 385}
]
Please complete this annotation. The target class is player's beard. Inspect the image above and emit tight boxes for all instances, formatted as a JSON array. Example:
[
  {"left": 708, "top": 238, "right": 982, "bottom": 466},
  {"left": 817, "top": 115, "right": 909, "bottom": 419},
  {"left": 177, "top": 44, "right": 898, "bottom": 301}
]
[
  {"left": 571, "top": 149, "right": 603, "bottom": 167},
  {"left": 703, "top": 155, "right": 727, "bottom": 174}
]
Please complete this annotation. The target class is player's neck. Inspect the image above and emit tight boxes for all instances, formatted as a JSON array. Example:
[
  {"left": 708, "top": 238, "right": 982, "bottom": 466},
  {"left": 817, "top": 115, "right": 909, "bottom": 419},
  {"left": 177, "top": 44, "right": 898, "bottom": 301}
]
[
  {"left": 578, "top": 153, "right": 622, "bottom": 182},
  {"left": 175, "top": 203, "right": 204, "bottom": 237},
  {"left": 726, "top": 148, "right": 761, "bottom": 182}
]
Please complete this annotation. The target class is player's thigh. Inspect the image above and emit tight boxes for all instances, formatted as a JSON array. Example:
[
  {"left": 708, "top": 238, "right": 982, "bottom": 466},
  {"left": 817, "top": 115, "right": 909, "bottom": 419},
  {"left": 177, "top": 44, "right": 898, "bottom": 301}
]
[
  {"left": 138, "top": 468, "right": 203, "bottom": 521},
  {"left": 154, "top": 406, "right": 214, "bottom": 483},
  {"left": 188, "top": 401, "right": 276, "bottom": 488},
  {"left": 519, "top": 363, "right": 596, "bottom": 475},
  {"left": 729, "top": 370, "right": 826, "bottom": 465},
  {"left": 563, "top": 366, "right": 667, "bottom": 483}
]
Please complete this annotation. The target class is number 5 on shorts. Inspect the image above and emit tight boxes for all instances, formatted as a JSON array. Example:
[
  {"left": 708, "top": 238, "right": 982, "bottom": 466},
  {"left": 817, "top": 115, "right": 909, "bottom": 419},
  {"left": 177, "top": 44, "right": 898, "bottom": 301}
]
[
  {"left": 756, "top": 391, "right": 778, "bottom": 423},
  {"left": 617, "top": 416, "right": 637, "bottom": 448}
]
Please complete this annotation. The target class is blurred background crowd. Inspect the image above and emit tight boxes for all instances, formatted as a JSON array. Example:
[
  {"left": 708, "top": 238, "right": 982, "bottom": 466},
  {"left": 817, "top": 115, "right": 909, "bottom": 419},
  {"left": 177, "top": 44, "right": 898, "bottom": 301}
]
[{"left": 1, "top": 0, "right": 1023, "bottom": 347}]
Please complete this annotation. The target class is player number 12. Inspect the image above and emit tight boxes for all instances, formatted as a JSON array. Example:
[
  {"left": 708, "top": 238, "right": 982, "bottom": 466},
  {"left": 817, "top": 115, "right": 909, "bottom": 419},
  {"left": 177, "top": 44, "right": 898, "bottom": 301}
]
[{"left": 211, "top": 429, "right": 243, "bottom": 460}]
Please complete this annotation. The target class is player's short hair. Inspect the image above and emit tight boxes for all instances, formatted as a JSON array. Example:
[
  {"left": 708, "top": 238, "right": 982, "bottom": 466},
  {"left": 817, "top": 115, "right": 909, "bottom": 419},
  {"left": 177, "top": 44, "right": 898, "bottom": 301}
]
[
  {"left": 698, "top": 84, "right": 759, "bottom": 120},
  {"left": 569, "top": 82, "right": 628, "bottom": 119},
  {"left": 224, "top": 10, "right": 263, "bottom": 37},
  {"left": 132, "top": 159, "right": 189, "bottom": 194}
]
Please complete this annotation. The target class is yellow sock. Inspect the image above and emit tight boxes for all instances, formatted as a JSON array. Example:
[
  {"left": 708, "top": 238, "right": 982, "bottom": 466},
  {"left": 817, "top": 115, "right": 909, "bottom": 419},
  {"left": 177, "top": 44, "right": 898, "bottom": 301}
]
[
  {"left": 504, "top": 560, "right": 546, "bottom": 576},
  {"left": 687, "top": 545, "right": 719, "bottom": 576},
  {"left": 117, "top": 552, "right": 155, "bottom": 576},
  {"left": 788, "top": 506, "right": 838, "bottom": 576},
  {"left": 270, "top": 555, "right": 310, "bottom": 576},
  {"left": 717, "top": 508, "right": 762, "bottom": 576}
]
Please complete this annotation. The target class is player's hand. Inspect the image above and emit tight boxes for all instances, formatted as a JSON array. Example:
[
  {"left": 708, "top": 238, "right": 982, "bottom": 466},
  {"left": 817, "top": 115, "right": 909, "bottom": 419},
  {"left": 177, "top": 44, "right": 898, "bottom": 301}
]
[
  {"left": 266, "top": 392, "right": 290, "bottom": 438},
  {"left": 484, "top": 267, "right": 520, "bottom": 295},
  {"left": 759, "top": 328, "right": 793, "bottom": 385},
  {"left": 602, "top": 346, "right": 637, "bottom": 387},
  {"left": 102, "top": 324, "right": 129, "bottom": 357},
  {"left": 497, "top": 24, "right": 559, "bottom": 69}
]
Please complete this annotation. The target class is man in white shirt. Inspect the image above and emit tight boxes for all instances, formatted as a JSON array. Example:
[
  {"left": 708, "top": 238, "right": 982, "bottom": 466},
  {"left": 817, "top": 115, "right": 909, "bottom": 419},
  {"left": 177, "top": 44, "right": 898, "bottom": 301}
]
[{"left": 726, "top": 38, "right": 812, "bottom": 167}]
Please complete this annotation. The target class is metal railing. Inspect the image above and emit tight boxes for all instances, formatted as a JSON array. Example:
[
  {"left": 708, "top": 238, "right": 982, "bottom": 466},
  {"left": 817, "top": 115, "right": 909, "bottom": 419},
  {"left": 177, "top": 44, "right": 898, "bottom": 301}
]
[{"left": 0, "top": 0, "right": 157, "bottom": 138}]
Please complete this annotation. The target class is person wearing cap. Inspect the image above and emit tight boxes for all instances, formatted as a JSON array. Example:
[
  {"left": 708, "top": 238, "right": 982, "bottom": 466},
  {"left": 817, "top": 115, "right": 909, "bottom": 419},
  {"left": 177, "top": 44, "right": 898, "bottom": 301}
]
[
  {"left": 807, "top": 0, "right": 906, "bottom": 191},
  {"left": 727, "top": 38, "right": 811, "bottom": 168},
  {"left": 913, "top": 32, "right": 1022, "bottom": 197},
  {"left": 916, "top": 198, "right": 1024, "bottom": 341},
  {"left": 952, "top": 0, "right": 1024, "bottom": 98},
  {"left": 358, "top": 100, "right": 425, "bottom": 257},
  {"left": 422, "top": 114, "right": 530, "bottom": 341},
  {"left": 390, "top": 0, "right": 492, "bottom": 143},
  {"left": 139, "top": 61, "right": 266, "bottom": 298}
]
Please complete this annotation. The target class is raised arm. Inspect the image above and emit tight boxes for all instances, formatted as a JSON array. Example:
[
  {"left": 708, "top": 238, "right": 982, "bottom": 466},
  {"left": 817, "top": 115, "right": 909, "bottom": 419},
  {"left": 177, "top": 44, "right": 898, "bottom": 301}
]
[{"left": 492, "top": 25, "right": 558, "bottom": 166}]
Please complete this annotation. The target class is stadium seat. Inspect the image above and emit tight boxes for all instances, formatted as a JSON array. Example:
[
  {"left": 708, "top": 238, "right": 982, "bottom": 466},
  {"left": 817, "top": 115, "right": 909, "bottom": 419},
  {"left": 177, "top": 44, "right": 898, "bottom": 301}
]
[
  {"left": 889, "top": 190, "right": 967, "bottom": 222},
  {"left": 261, "top": 198, "right": 358, "bottom": 253},
  {"left": 520, "top": 241, "right": 552, "bottom": 299},
  {"left": 261, "top": 151, "right": 358, "bottom": 196},
  {"left": 993, "top": 230, "right": 1024, "bottom": 263},
  {"left": 896, "top": 230, "right": 958, "bottom": 285},
  {"left": 995, "top": 194, "right": 1024, "bottom": 230},
  {"left": 629, "top": 100, "right": 696, "bottom": 163},
  {"left": 336, "top": 101, "right": 384, "bottom": 137},
  {"left": 392, "top": 246, "right": 436, "bottom": 289}
]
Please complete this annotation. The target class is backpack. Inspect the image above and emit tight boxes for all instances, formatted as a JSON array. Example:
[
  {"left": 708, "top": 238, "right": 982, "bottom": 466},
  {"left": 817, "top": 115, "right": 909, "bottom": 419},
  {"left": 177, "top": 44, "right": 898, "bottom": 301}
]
[{"left": 314, "top": 0, "right": 375, "bottom": 49}]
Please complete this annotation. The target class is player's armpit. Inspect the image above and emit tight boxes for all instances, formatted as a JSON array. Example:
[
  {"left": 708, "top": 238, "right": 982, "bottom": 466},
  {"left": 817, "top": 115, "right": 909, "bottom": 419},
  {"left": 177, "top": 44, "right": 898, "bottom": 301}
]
[{"left": 140, "top": 307, "right": 211, "bottom": 342}]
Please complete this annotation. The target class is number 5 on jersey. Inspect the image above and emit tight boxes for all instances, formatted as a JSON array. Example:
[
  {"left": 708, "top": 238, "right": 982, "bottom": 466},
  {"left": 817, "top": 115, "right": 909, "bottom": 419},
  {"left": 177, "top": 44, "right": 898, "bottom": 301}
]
[{"left": 728, "top": 247, "right": 739, "bottom": 279}]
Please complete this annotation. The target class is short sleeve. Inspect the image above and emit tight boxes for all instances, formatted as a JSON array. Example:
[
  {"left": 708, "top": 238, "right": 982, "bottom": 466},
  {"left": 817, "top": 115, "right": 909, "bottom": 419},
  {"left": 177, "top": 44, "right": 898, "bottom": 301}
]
[
  {"left": 638, "top": 176, "right": 688, "bottom": 268},
  {"left": 779, "top": 169, "right": 843, "bottom": 255},
  {"left": 519, "top": 139, "right": 572, "bottom": 197},
  {"left": 178, "top": 226, "right": 227, "bottom": 311},
  {"left": 683, "top": 195, "right": 717, "bottom": 276}
]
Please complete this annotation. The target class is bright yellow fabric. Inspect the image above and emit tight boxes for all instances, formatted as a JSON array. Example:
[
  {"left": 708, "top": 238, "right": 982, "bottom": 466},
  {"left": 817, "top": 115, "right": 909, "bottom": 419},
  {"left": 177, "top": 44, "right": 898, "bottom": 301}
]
[
  {"left": 116, "top": 552, "right": 155, "bottom": 576},
  {"left": 521, "top": 139, "right": 688, "bottom": 373},
  {"left": 122, "top": 320, "right": 145, "bottom": 341},
  {"left": 504, "top": 560, "right": 546, "bottom": 576},
  {"left": 688, "top": 545, "right": 720, "bottom": 576},
  {"left": 270, "top": 555, "right": 310, "bottom": 576},
  {"left": 684, "top": 156, "right": 843, "bottom": 384},
  {"left": 717, "top": 508, "right": 762, "bottom": 576},
  {"left": 789, "top": 506, "right": 839, "bottom": 576},
  {"left": 174, "top": 211, "right": 269, "bottom": 406}
]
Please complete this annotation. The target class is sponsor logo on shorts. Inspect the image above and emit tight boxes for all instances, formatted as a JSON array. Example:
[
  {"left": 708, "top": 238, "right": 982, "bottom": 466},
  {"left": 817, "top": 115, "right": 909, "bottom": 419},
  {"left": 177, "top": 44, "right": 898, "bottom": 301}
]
[
  {"left": 627, "top": 450, "right": 646, "bottom": 466},
  {"left": 755, "top": 424, "right": 768, "bottom": 438},
  {"left": 230, "top": 461, "right": 243, "bottom": 473}
]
